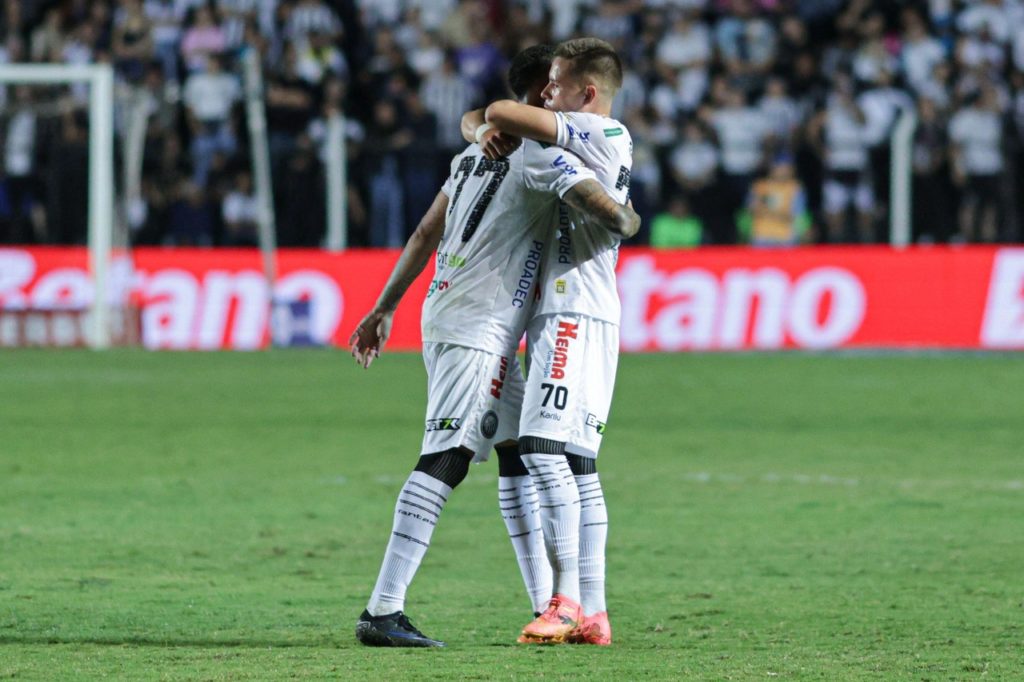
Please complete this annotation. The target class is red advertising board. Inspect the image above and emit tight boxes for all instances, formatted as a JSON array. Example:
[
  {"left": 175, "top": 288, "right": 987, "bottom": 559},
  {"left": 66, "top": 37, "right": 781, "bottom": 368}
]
[{"left": 1, "top": 246, "right": 1022, "bottom": 350}]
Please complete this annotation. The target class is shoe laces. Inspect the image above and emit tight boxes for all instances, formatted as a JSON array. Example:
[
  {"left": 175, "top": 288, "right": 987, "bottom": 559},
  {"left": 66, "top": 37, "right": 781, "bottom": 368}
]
[
  {"left": 541, "top": 596, "right": 576, "bottom": 623},
  {"left": 542, "top": 598, "right": 563, "bottom": 616},
  {"left": 396, "top": 613, "right": 425, "bottom": 636}
]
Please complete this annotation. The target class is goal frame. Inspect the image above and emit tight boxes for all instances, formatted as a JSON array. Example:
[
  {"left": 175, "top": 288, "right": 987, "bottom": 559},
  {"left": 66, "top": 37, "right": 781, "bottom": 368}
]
[{"left": 0, "top": 63, "right": 115, "bottom": 348}]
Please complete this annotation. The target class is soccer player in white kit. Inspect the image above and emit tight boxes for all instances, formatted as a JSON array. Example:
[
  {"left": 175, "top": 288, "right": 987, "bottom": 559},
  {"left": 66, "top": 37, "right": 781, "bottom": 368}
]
[
  {"left": 462, "top": 38, "right": 632, "bottom": 646},
  {"left": 349, "top": 45, "right": 639, "bottom": 648}
]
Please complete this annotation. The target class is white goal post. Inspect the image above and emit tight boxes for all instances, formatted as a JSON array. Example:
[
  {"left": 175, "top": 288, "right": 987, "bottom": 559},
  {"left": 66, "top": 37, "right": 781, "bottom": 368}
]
[{"left": 0, "top": 63, "right": 115, "bottom": 348}]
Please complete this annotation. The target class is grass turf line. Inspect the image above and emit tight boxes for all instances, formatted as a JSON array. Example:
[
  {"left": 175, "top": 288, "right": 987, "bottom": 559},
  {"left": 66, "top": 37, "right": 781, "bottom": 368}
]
[{"left": 1, "top": 350, "right": 1022, "bottom": 679}]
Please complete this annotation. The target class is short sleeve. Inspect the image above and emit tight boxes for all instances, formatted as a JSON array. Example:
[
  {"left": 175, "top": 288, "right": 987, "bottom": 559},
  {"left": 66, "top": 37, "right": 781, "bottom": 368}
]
[
  {"left": 552, "top": 111, "right": 630, "bottom": 172},
  {"left": 440, "top": 145, "right": 475, "bottom": 197},
  {"left": 522, "top": 141, "right": 597, "bottom": 198},
  {"left": 553, "top": 111, "right": 604, "bottom": 154}
]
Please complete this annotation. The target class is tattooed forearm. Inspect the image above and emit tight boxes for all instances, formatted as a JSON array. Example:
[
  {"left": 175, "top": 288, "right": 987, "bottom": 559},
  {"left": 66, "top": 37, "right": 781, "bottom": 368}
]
[{"left": 563, "top": 179, "right": 641, "bottom": 238}]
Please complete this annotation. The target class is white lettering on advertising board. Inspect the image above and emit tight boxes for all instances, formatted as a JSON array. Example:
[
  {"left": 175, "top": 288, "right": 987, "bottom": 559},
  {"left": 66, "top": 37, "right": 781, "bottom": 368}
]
[
  {"left": 980, "top": 249, "right": 1024, "bottom": 348},
  {"left": 617, "top": 256, "right": 866, "bottom": 350}
]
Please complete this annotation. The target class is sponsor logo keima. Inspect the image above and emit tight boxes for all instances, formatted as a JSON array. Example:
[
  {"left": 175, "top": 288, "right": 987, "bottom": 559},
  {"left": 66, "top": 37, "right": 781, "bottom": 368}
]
[
  {"left": 490, "top": 356, "right": 509, "bottom": 398},
  {"left": 548, "top": 320, "right": 578, "bottom": 380}
]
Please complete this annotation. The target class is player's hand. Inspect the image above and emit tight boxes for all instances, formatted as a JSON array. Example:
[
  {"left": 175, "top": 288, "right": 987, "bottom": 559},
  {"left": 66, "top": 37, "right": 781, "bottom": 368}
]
[
  {"left": 480, "top": 129, "right": 521, "bottom": 160},
  {"left": 348, "top": 309, "right": 393, "bottom": 369}
]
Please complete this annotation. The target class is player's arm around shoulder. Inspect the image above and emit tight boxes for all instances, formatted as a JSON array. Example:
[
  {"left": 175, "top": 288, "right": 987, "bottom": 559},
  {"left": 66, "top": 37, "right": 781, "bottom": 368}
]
[
  {"left": 461, "top": 108, "right": 486, "bottom": 144},
  {"left": 563, "top": 179, "right": 640, "bottom": 239},
  {"left": 349, "top": 191, "right": 449, "bottom": 368},
  {"left": 461, "top": 106, "right": 523, "bottom": 159},
  {"left": 484, "top": 100, "right": 558, "bottom": 145}
]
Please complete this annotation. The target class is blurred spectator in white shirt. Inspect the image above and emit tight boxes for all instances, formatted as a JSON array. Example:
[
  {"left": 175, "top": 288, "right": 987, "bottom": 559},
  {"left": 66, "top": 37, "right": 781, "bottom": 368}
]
[
  {"left": 956, "top": 24, "right": 1006, "bottom": 77},
  {"left": 581, "top": 0, "right": 636, "bottom": 52},
  {"left": 900, "top": 7, "right": 947, "bottom": 93},
  {"left": 949, "top": 84, "right": 1005, "bottom": 242},
  {"left": 221, "top": 169, "right": 259, "bottom": 246},
  {"left": 702, "top": 85, "right": 768, "bottom": 242},
  {"left": 421, "top": 51, "right": 480, "bottom": 162},
  {"left": 543, "top": 0, "right": 597, "bottom": 41},
  {"left": 714, "top": 0, "right": 777, "bottom": 93},
  {"left": 406, "top": 0, "right": 456, "bottom": 32},
  {"left": 144, "top": 0, "right": 186, "bottom": 83},
  {"left": 859, "top": 68, "right": 914, "bottom": 238},
  {"left": 809, "top": 73, "right": 874, "bottom": 243},
  {"left": 759, "top": 75, "right": 801, "bottom": 153},
  {"left": 916, "top": 59, "right": 953, "bottom": 110},
  {"left": 285, "top": 0, "right": 341, "bottom": 42},
  {"left": 957, "top": 0, "right": 1014, "bottom": 45},
  {"left": 852, "top": 12, "right": 898, "bottom": 85},
  {"left": 183, "top": 54, "right": 240, "bottom": 186},
  {"left": 406, "top": 28, "right": 444, "bottom": 78},
  {"left": 655, "top": 11, "right": 711, "bottom": 112},
  {"left": 669, "top": 119, "right": 720, "bottom": 226}
]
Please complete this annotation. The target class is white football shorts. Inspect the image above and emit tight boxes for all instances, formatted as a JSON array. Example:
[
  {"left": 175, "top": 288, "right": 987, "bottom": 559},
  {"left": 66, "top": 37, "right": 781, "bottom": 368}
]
[
  {"left": 420, "top": 342, "right": 524, "bottom": 462},
  {"left": 519, "top": 313, "right": 619, "bottom": 459}
]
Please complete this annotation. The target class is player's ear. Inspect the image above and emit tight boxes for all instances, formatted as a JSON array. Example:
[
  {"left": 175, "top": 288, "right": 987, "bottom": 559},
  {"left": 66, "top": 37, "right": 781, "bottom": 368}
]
[{"left": 583, "top": 83, "right": 598, "bottom": 105}]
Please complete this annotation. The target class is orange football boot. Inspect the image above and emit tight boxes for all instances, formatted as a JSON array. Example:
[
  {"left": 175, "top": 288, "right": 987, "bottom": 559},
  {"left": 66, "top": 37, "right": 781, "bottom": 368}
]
[
  {"left": 517, "top": 593, "right": 583, "bottom": 644},
  {"left": 569, "top": 611, "right": 612, "bottom": 645}
]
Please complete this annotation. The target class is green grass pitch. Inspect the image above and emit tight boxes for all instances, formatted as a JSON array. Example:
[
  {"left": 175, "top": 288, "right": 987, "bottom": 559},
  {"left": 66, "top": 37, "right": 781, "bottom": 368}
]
[{"left": 1, "top": 350, "right": 1022, "bottom": 680}]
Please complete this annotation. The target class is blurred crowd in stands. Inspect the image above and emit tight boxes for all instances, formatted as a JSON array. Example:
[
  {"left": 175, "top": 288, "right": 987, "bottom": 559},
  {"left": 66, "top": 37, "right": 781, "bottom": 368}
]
[{"left": 1, "top": 0, "right": 1024, "bottom": 248}]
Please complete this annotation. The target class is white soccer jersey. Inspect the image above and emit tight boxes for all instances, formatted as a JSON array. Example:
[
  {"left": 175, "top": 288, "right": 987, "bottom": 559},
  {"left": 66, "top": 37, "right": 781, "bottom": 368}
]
[
  {"left": 421, "top": 141, "right": 597, "bottom": 356},
  {"left": 533, "top": 111, "right": 633, "bottom": 325}
]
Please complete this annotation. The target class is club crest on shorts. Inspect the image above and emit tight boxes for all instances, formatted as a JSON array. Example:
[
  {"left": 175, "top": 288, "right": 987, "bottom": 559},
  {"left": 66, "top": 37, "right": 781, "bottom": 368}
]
[
  {"left": 425, "top": 417, "right": 461, "bottom": 431},
  {"left": 480, "top": 410, "right": 499, "bottom": 438}
]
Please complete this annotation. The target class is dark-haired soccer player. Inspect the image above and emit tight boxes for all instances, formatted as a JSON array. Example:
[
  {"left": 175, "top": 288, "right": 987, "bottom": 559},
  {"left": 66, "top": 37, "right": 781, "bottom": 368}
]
[
  {"left": 462, "top": 38, "right": 633, "bottom": 646},
  {"left": 350, "top": 44, "right": 638, "bottom": 648}
]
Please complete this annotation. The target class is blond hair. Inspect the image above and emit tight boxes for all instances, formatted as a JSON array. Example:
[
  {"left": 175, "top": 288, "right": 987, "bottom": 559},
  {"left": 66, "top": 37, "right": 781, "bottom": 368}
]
[{"left": 554, "top": 38, "right": 623, "bottom": 93}]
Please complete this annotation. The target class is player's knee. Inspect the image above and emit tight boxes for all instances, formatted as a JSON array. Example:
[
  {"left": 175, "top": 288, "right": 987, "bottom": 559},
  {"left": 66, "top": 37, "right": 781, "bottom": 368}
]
[
  {"left": 414, "top": 448, "right": 473, "bottom": 489},
  {"left": 566, "top": 453, "right": 596, "bottom": 476},
  {"left": 495, "top": 442, "right": 529, "bottom": 477},
  {"left": 518, "top": 435, "right": 565, "bottom": 456}
]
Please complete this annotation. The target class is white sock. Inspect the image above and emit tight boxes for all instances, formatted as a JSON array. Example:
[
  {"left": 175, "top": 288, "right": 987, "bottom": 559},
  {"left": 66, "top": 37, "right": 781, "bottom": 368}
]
[
  {"left": 521, "top": 453, "right": 580, "bottom": 603},
  {"left": 576, "top": 473, "right": 608, "bottom": 616},
  {"left": 366, "top": 471, "right": 450, "bottom": 616},
  {"left": 499, "top": 475, "right": 553, "bottom": 614}
]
